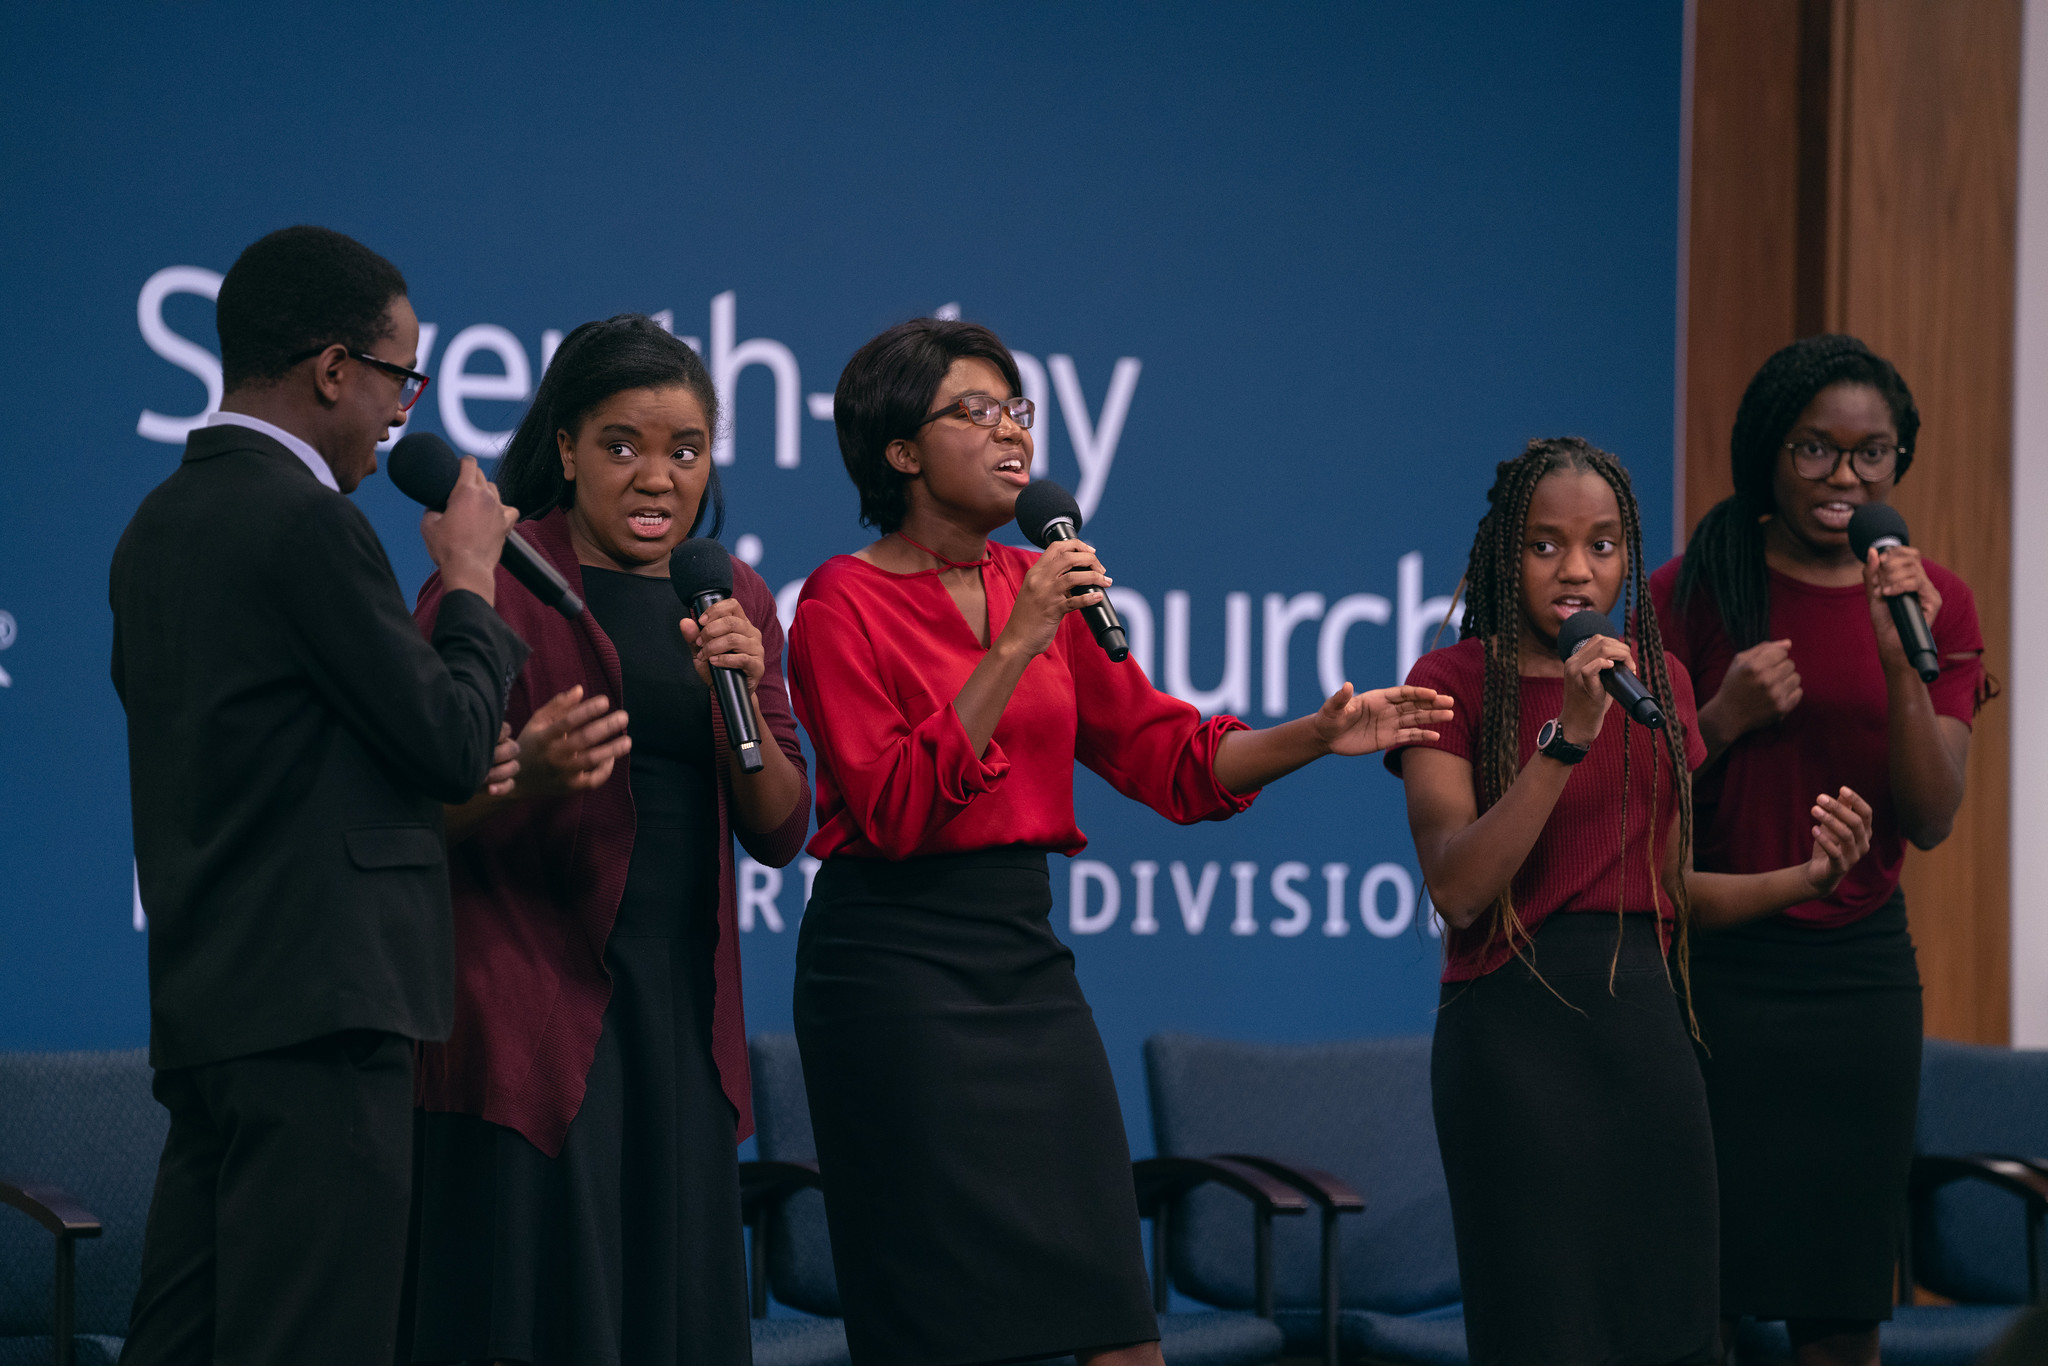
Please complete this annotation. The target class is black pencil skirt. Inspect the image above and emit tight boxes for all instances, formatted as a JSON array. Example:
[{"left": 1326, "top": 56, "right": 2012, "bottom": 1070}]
[
  {"left": 1689, "top": 887, "right": 1922, "bottom": 1323},
  {"left": 1432, "top": 912, "right": 1721, "bottom": 1366},
  {"left": 792, "top": 848, "right": 1158, "bottom": 1366}
]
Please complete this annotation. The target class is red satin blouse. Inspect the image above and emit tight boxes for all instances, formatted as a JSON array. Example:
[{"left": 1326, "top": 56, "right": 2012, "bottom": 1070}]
[{"left": 788, "top": 543, "right": 1256, "bottom": 862}]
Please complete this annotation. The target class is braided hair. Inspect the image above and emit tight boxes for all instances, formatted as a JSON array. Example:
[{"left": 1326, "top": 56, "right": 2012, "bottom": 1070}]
[
  {"left": 1453, "top": 438, "right": 1696, "bottom": 993},
  {"left": 1674, "top": 335, "right": 1919, "bottom": 649}
]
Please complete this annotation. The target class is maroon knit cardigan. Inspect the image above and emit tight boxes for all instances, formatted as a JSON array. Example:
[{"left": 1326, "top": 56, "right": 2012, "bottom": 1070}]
[{"left": 412, "top": 509, "right": 809, "bottom": 1154}]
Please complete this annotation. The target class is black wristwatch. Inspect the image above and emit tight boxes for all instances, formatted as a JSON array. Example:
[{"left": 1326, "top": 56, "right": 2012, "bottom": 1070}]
[{"left": 1536, "top": 718, "right": 1591, "bottom": 766}]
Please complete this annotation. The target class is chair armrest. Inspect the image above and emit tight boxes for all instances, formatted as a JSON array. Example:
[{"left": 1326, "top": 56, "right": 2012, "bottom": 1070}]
[
  {"left": 739, "top": 1159, "right": 822, "bottom": 1220},
  {"left": 0, "top": 1180, "right": 102, "bottom": 1239},
  {"left": 1912, "top": 1154, "right": 2048, "bottom": 1206},
  {"left": 1216, "top": 1154, "right": 1367, "bottom": 1213},
  {"left": 1132, "top": 1155, "right": 1310, "bottom": 1216},
  {"left": 1216, "top": 1155, "right": 1364, "bottom": 1366}
]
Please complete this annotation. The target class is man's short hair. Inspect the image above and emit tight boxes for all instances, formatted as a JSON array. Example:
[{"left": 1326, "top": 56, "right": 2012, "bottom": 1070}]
[{"left": 216, "top": 226, "right": 408, "bottom": 393}]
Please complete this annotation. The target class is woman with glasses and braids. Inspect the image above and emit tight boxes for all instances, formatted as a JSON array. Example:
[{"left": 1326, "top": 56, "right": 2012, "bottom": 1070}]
[
  {"left": 1648, "top": 336, "right": 1989, "bottom": 1366},
  {"left": 401, "top": 314, "right": 810, "bottom": 1366},
  {"left": 786, "top": 316, "right": 1453, "bottom": 1366},
  {"left": 1388, "top": 438, "right": 1875, "bottom": 1366}
]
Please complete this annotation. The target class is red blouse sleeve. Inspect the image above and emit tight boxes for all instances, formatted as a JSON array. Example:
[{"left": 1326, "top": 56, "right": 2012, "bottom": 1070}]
[
  {"left": 1066, "top": 616, "right": 1255, "bottom": 824},
  {"left": 789, "top": 593, "right": 1011, "bottom": 860}
]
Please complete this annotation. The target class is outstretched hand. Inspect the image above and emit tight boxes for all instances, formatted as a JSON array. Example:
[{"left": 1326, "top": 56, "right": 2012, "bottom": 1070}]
[
  {"left": 1313, "top": 683, "right": 1457, "bottom": 757},
  {"left": 1803, "top": 785, "right": 1875, "bottom": 895}
]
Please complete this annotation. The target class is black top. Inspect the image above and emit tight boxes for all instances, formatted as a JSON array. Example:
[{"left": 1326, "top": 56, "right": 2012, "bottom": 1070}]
[
  {"left": 110, "top": 425, "right": 529, "bottom": 1069},
  {"left": 580, "top": 568, "right": 717, "bottom": 934}
]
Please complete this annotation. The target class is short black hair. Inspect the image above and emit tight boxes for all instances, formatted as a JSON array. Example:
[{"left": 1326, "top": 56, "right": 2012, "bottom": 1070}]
[
  {"left": 215, "top": 226, "right": 409, "bottom": 392},
  {"left": 495, "top": 313, "right": 724, "bottom": 537},
  {"left": 832, "top": 318, "right": 1024, "bottom": 533},
  {"left": 1675, "top": 334, "right": 1920, "bottom": 649}
]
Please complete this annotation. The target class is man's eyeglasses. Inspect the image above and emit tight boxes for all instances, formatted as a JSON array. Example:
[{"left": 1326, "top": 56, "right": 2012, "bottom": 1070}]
[
  {"left": 917, "top": 393, "right": 1035, "bottom": 431},
  {"left": 287, "top": 345, "right": 432, "bottom": 413},
  {"left": 1784, "top": 437, "right": 1904, "bottom": 483}
]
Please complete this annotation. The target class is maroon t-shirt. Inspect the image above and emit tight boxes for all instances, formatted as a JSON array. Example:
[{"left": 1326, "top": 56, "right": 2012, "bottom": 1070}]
[
  {"left": 1648, "top": 555, "right": 1984, "bottom": 929},
  {"left": 1385, "top": 636, "right": 1708, "bottom": 981}
]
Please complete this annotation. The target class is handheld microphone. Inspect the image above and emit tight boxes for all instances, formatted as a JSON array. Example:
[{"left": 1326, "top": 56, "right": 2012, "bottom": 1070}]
[
  {"left": 388, "top": 433, "right": 585, "bottom": 619},
  {"left": 1013, "top": 480, "right": 1129, "bottom": 663},
  {"left": 669, "top": 539, "right": 765, "bottom": 774},
  {"left": 1556, "top": 609, "right": 1665, "bottom": 730},
  {"left": 1847, "top": 503, "right": 1941, "bottom": 684}
]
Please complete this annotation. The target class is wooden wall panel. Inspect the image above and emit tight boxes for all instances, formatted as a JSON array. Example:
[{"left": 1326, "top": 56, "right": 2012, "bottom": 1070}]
[
  {"left": 1684, "top": 0, "right": 2020, "bottom": 1043},
  {"left": 1831, "top": 0, "right": 2019, "bottom": 1045},
  {"left": 1682, "top": 0, "right": 1805, "bottom": 540}
]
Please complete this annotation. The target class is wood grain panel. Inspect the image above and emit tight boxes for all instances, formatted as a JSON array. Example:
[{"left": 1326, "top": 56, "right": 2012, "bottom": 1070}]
[
  {"left": 1683, "top": 0, "right": 2020, "bottom": 1043},
  {"left": 1830, "top": 0, "right": 2019, "bottom": 1044},
  {"left": 1682, "top": 0, "right": 1805, "bottom": 541}
]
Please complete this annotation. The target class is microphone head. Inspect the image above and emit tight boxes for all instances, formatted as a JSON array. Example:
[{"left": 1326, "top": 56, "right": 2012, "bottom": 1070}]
[
  {"left": 1014, "top": 479, "right": 1083, "bottom": 548},
  {"left": 1555, "top": 608, "right": 1617, "bottom": 662},
  {"left": 1847, "top": 502, "right": 1910, "bottom": 560},
  {"left": 387, "top": 432, "right": 462, "bottom": 512},
  {"left": 669, "top": 538, "right": 734, "bottom": 607}
]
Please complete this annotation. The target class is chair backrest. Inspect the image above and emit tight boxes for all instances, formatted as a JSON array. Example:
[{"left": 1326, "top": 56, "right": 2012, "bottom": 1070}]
[
  {"left": 1145, "top": 1032, "right": 1458, "bottom": 1315},
  {"left": 0, "top": 1050, "right": 163, "bottom": 1340},
  {"left": 1914, "top": 1038, "right": 2048, "bottom": 1304},
  {"left": 748, "top": 1034, "right": 840, "bottom": 1316}
]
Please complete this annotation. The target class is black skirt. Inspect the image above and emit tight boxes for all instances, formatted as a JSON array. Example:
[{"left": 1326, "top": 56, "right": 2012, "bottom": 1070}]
[
  {"left": 1689, "top": 887, "right": 1922, "bottom": 1323},
  {"left": 1432, "top": 913, "right": 1721, "bottom": 1366},
  {"left": 792, "top": 849, "right": 1157, "bottom": 1366}
]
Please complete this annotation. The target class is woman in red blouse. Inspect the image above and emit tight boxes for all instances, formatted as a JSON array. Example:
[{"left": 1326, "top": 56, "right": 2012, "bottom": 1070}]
[
  {"left": 403, "top": 316, "right": 810, "bottom": 1366},
  {"left": 787, "top": 317, "right": 1452, "bottom": 1366},
  {"left": 1390, "top": 439, "right": 1873, "bottom": 1366},
  {"left": 1651, "top": 336, "right": 1988, "bottom": 1366}
]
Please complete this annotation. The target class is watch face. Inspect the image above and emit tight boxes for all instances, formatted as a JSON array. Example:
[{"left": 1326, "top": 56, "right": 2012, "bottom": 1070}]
[{"left": 1538, "top": 719, "right": 1560, "bottom": 750}]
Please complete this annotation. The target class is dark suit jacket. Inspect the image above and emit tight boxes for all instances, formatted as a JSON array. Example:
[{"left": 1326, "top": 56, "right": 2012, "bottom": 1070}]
[{"left": 109, "top": 424, "right": 530, "bottom": 1070}]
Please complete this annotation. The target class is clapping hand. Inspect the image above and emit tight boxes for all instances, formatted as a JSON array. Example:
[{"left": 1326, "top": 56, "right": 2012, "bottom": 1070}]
[
  {"left": 505, "top": 684, "right": 632, "bottom": 798},
  {"left": 1312, "top": 683, "right": 1457, "bottom": 757},
  {"left": 1803, "top": 786, "right": 1875, "bottom": 895}
]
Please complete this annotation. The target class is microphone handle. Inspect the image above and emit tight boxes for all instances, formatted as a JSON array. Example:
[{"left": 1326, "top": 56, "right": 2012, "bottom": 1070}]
[
  {"left": 690, "top": 590, "right": 766, "bottom": 773},
  {"left": 1888, "top": 595, "right": 1941, "bottom": 684},
  {"left": 1041, "top": 522, "right": 1131, "bottom": 663},
  {"left": 1601, "top": 666, "right": 1666, "bottom": 730},
  {"left": 501, "top": 529, "right": 586, "bottom": 619}
]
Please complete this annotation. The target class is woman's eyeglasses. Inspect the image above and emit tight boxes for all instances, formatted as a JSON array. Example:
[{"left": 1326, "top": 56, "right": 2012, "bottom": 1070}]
[
  {"left": 917, "top": 393, "right": 1034, "bottom": 431},
  {"left": 287, "top": 345, "right": 432, "bottom": 413},
  {"left": 1784, "top": 437, "right": 1903, "bottom": 482}
]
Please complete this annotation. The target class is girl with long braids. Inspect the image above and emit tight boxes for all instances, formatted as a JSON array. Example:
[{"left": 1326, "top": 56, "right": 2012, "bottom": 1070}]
[
  {"left": 1650, "top": 336, "right": 1989, "bottom": 1366},
  {"left": 1388, "top": 438, "right": 1876, "bottom": 1366}
]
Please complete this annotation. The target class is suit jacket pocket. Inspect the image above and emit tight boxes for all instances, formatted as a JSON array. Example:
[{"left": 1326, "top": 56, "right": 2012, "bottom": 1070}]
[{"left": 344, "top": 824, "right": 444, "bottom": 870}]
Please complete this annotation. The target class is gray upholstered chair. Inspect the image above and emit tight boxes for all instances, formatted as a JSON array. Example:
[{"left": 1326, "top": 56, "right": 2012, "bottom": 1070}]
[
  {"left": 745, "top": 1033, "right": 1290, "bottom": 1366},
  {"left": 0, "top": 1049, "right": 163, "bottom": 1366},
  {"left": 1144, "top": 1032, "right": 1466, "bottom": 1366}
]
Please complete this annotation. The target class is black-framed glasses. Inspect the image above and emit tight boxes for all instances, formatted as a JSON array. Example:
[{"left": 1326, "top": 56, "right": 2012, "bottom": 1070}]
[
  {"left": 917, "top": 393, "right": 1034, "bottom": 431},
  {"left": 287, "top": 345, "right": 432, "bottom": 413},
  {"left": 1784, "top": 437, "right": 1904, "bottom": 482}
]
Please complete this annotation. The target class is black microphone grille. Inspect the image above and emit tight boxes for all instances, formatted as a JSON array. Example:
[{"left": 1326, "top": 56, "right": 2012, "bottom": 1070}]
[
  {"left": 669, "top": 538, "right": 734, "bottom": 605},
  {"left": 1846, "top": 502, "right": 1910, "bottom": 561},
  {"left": 1555, "top": 608, "right": 1617, "bottom": 662},
  {"left": 1013, "top": 479, "right": 1082, "bottom": 549},
  {"left": 387, "top": 432, "right": 462, "bottom": 512}
]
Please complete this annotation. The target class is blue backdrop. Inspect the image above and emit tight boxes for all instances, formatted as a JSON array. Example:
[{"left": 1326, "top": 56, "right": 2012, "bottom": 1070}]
[{"left": 0, "top": 3, "right": 1683, "bottom": 1151}]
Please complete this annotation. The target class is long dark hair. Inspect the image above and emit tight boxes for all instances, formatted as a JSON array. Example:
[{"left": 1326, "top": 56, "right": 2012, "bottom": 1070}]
[
  {"left": 1673, "top": 334, "right": 1919, "bottom": 649},
  {"left": 496, "top": 313, "right": 724, "bottom": 537},
  {"left": 1451, "top": 438, "right": 1694, "bottom": 991}
]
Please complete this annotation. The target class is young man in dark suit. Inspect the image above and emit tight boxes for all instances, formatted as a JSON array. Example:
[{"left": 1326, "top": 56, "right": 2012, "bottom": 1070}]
[{"left": 109, "top": 226, "right": 530, "bottom": 1366}]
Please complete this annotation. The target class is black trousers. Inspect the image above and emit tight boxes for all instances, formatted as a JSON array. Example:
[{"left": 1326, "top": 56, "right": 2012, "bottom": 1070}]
[{"left": 117, "top": 1030, "right": 415, "bottom": 1366}]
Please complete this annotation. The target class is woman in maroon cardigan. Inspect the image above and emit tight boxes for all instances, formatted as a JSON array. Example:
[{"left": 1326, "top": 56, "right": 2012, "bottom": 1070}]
[{"left": 402, "top": 315, "right": 809, "bottom": 1366}]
